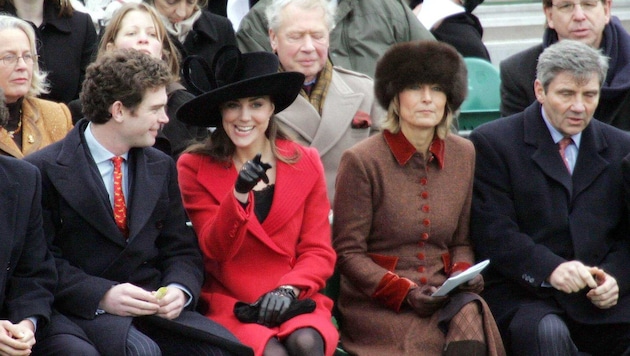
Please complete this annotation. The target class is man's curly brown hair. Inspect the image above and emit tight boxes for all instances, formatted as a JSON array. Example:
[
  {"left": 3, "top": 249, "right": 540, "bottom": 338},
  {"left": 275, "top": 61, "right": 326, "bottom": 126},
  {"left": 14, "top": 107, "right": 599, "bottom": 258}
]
[{"left": 80, "top": 49, "right": 172, "bottom": 124}]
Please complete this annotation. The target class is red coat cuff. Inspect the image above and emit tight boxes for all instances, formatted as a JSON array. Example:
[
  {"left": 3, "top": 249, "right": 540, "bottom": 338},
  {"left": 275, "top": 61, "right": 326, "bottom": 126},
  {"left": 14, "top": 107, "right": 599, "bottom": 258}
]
[
  {"left": 450, "top": 262, "right": 472, "bottom": 275},
  {"left": 372, "top": 271, "right": 417, "bottom": 312}
]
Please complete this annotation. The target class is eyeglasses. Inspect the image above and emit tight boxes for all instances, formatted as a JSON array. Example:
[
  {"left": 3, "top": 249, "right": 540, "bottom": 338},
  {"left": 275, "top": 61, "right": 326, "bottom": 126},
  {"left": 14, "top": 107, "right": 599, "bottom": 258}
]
[
  {"left": 0, "top": 53, "right": 37, "bottom": 66},
  {"left": 552, "top": 0, "right": 600, "bottom": 13}
]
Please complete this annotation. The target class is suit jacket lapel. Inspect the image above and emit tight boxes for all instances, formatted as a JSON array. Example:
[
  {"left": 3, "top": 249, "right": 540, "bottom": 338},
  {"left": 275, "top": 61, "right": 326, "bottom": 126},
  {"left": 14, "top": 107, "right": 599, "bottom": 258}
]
[
  {"left": 276, "top": 71, "right": 364, "bottom": 156},
  {"left": 524, "top": 103, "right": 573, "bottom": 193},
  {"left": 49, "top": 124, "right": 126, "bottom": 247},
  {"left": 572, "top": 122, "right": 609, "bottom": 198},
  {"left": 313, "top": 73, "right": 364, "bottom": 155},
  {"left": 276, "top": 97, "right": 320, "bottom": 144},
  {"left": 126, "top": 149, "right": 165, "bottom": 241},
  {"left": 21, "top": 99, "right": 44, "bottom": 157},
  {"left": 260, "top": 148, "right": 318, "bottom": 253}
]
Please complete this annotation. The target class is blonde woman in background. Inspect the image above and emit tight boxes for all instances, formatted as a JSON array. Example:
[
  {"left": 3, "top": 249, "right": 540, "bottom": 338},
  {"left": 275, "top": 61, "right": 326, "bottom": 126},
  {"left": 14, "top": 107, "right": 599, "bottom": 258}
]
[{"left": 0, "top": 15, "right": 72, "bottom": 158}]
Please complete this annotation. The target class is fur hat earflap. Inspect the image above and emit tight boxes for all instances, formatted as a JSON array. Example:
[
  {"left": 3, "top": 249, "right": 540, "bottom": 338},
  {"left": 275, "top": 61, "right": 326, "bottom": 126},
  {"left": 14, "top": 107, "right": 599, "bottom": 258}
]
[{"left": 374, "top": 40, "right": 468, "bottom": 112}]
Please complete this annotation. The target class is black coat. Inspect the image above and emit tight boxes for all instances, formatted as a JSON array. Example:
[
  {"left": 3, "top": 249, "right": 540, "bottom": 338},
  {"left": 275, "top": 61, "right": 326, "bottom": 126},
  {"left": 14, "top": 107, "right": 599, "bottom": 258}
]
[
  {"left": 432, "top": 12, "right": 490, "bottom": 61},
  {"left": 25, "top": 120, "right": 251, "bottom": 355},
  {"left": 0, "top": 157, "right": 56, "bottom": 327},
  {"left": 1, "top": 2, "right": 97, "bottom": 104},
  {"left": 205, "top": 0, "right": 260, "bottom": 17},
  {"left": 172, "top": 10, "right": 237, "bottom": 93},
  {"left": 470, "top": 102, "right": 630, "bottom": 343}
]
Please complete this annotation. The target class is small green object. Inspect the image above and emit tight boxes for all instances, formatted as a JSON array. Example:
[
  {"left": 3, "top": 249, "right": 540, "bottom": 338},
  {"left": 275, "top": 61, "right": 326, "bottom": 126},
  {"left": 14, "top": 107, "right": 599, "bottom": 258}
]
[{"left": 155, "top": 287, "right": 168, "bottom": 299}]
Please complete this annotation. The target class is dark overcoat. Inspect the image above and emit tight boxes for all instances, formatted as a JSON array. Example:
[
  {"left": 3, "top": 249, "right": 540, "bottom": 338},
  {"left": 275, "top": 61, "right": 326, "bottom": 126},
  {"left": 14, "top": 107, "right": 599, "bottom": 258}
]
[
  {"left": 470, "top": 102, "right": 630, "bottom": 350},
  {"left": 0, "top": 157, "right": 56, "bottom": 328},
  {"left": 24, "top": 120, "right": 251, "bottom": 355}
]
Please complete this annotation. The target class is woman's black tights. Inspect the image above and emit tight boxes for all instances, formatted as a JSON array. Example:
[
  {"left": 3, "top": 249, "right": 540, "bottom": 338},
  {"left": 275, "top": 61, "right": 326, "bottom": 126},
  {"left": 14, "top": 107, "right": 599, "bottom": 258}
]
[{"left": 263, "top": 327, "right": 324, "bottom": 356}]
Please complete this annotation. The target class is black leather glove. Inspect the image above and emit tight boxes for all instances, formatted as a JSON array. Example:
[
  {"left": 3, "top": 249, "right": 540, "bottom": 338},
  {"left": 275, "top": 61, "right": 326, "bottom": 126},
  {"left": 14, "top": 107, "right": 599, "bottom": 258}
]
[
  {"left": 235, "top": 153, "right": 272, "bottom": 194},
  {"left": 257, "top": 287, "right": 297, "bottom": 326},
  {"left": 406, "top": 285, "right": 448, "bottom": 317}
]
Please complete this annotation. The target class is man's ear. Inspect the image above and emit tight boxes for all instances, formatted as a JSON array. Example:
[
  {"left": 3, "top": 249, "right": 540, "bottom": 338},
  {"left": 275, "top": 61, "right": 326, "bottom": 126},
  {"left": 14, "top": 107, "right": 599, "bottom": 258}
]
[
  {"left": 110, "top": 101, "right": 125, "bottom": 123},
  {"left": 269, "top": 29, "right": 278, "bottom": 53},
  {"left": 534, "top": 79, "right": 546, "bottom": 104}
]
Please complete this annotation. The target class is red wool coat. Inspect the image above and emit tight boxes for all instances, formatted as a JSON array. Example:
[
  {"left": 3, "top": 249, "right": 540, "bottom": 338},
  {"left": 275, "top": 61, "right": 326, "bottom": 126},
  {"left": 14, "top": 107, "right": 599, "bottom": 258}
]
[{"left": 178, "top": 140, "right": 338, "bottom": 356}]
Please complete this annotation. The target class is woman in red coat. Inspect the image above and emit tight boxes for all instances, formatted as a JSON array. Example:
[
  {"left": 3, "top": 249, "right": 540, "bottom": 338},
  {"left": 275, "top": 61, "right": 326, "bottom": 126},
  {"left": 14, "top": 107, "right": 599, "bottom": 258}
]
[{"left": 176, "top": 46, "right": 338, "bottom": 356}]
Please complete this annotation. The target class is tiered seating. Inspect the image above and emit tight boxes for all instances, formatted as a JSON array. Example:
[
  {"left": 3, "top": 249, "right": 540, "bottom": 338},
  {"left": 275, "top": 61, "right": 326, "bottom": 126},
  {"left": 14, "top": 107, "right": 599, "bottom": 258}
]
[{"left": 458, "top": 57, "right": 502, "bottom": 136}]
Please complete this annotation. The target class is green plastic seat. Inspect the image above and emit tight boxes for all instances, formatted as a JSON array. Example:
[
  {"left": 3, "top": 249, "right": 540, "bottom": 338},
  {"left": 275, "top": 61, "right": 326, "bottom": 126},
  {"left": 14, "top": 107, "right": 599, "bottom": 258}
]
[
  {"left": 323, "top": 270, "right": 349, "bottom": 355},
  {"left": 458, "top": 57, "right": 502, "bottom": 135}
]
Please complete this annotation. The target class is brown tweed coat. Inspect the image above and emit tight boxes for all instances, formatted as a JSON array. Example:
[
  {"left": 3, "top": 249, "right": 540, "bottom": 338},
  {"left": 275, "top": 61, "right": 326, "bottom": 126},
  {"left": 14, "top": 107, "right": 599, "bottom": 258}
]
[
  {"left": 332, "top": 130, "right": 504, "bottom": 355},
  {"left": 0, "top": 97, "right": 72, "bottom": 158}
]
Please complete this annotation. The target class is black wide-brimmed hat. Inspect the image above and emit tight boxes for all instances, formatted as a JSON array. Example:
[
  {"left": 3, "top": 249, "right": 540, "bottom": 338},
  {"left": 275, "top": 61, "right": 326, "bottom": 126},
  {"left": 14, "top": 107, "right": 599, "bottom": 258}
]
[{"left": 177, "top": 45, "right": 305, "bottom": 127}]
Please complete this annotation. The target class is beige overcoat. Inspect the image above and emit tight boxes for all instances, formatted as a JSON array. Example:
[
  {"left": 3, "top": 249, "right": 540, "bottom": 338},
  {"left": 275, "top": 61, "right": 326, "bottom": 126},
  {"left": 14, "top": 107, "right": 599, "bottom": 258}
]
[{"left": 275, "top": 66, "right": 385, "bottom": 203}]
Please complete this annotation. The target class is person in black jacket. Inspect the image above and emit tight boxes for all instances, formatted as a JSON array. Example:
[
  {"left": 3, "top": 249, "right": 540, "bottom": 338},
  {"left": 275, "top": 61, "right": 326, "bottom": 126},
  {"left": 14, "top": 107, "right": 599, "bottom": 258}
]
[
  {"left": 0, "top": 87, "right": 57, "bottom": 356},
  {"left": 409, "top": 0, "right": 490, "bottom": 61},
  {"left": 0, "top": 0, "right": 97, "bottom": 104},
  {"left": 145, "top": 0, "right": 237, "bottom": 94}
]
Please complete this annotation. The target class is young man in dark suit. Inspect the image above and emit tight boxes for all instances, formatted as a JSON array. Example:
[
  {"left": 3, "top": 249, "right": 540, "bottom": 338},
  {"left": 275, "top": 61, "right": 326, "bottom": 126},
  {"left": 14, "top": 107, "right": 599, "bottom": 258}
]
[
  {"left": 25, "top": 49, "right": 252, "bottom": 356},
  {"left": 471, "top": 40, "right": 630, "bottom": 355},
  {"left": 0, "top": 88, "right": 56, "bottom": 355}
]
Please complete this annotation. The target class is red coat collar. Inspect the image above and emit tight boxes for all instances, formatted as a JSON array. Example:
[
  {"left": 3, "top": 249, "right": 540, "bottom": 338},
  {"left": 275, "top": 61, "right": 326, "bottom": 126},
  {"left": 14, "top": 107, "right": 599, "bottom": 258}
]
[{"left": 383, "top": 130, "right": 445, "bottom": 169}]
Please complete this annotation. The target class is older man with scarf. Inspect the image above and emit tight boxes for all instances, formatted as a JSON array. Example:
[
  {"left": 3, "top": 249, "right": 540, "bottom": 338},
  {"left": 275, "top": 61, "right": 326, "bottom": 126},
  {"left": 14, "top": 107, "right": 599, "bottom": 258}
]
[
  {"left": 260, "top": 0, "right": 384, "bottom": 203},
  {"left": 500, "top": 0, "right": 630, "bottom": 130}
]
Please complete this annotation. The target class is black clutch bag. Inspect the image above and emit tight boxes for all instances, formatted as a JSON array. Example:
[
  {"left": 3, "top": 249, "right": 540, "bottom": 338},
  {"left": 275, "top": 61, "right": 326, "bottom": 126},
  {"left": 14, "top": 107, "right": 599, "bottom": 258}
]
[{"left": 233, "top": 298, "right": 317, "bottom": 327}]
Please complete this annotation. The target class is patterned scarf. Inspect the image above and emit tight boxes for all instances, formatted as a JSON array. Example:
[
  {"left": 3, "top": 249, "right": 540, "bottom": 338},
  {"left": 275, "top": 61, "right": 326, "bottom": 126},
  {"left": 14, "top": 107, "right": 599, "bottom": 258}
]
[
  {"left": 161, "top": 8, "right": 202, "bottom": 43},
  {"left": 304, "top": 59, "right": 333, "bottom": 115},
  {"left": 280, "top": 59, "right": 333, "bottom": 116}
]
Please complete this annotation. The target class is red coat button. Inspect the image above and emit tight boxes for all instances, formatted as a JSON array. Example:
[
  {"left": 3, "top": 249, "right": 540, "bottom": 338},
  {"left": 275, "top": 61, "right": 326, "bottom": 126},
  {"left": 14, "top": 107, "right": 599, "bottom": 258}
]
[
  {"left": 417, "top": 253, "right": 425, "bottom": 260},
  {"left": 418, "top": 241, "right": 425, "bottom": 247},
  {"left": 421, "top": 191, "right": 429, "bottom": 199},
  {"left": 423, "top": 218, "right": 430, "bottom": 226},
  {"left": 417, "top": 266, "right": 425, "bottom": 273},
  {"left": 420, "top": 178, "right": 428, "bottom": 185},
  {"left": 421, "top": 233, "right": 429, "bottom": 240},
  {"left": 420, "top": 277, "right": 428, "bottom": 284},
  {"left": 422, "top": 205, "right": 430, "bottom": 213}
]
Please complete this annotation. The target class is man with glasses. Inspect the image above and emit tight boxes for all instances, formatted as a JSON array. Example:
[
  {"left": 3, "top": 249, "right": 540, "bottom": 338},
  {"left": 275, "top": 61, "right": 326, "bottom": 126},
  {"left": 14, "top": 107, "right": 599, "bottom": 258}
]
[{"left": 500, "top": 0, "right": 630, "bottom": 130}]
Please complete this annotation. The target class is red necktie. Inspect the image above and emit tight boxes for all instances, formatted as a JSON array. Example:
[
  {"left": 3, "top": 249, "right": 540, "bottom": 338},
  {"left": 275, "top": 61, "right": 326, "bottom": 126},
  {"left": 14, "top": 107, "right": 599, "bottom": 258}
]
[
  {"left": 111, "top": 157, "right": 129, "bottom": 237},
  {"left": 558, "top": 137, "right": 572, "bottom": 174}
]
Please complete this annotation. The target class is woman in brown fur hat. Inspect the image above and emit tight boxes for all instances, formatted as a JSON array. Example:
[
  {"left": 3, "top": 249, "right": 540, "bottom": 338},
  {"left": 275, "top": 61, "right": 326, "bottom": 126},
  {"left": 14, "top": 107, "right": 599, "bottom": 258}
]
[{"left": 332, "top": 40, "right": 505, "bottom": 356}]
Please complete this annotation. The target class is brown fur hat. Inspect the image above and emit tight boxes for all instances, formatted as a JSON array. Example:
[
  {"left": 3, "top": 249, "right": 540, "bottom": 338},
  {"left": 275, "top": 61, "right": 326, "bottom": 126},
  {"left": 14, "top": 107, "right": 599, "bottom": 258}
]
[{"left": 374, "top": 40, "right": 468, "bottom": 112}]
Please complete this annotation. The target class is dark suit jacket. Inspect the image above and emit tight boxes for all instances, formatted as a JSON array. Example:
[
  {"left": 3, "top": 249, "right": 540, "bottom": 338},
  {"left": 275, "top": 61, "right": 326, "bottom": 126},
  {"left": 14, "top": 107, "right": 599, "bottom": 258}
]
[
  {"left": 499, "top": 43, "right": 540, "bottom": 118},
  {"left": 470, "top": 102, "right": 630, "bottom": 334},
  {"left": 25, "top": 120, "right": 251, "bottom": 355},
  {"left": 0, "top": 157, "right": 56, "bottom": 327}
]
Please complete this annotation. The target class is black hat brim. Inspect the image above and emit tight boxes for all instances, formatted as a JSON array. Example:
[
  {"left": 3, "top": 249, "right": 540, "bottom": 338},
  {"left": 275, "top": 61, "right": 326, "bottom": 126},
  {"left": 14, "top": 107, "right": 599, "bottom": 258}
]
[{"left": 176, "top": 72, "right": 305, "bottom": 127}]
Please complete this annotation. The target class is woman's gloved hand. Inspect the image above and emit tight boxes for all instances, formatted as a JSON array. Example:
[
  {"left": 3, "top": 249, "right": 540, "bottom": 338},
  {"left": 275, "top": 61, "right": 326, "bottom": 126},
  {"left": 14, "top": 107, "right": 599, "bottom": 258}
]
[
  {"left": 257, "top": 287, "right": 297, "bottom": 326},
  {"left": 235, "top": 153, "right": 272, "bottom": 193},
  {"left": 406, "top": 285, "right": 448, "bottom": 317},
  {"left": 457, "top": 273, "right": 484, "bottom": 294}
]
